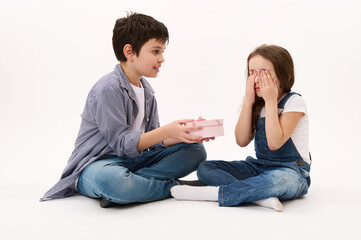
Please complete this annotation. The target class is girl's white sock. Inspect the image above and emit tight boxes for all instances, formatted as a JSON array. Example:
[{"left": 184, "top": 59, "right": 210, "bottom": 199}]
[
  {"left": 170, "top": 185, "right": 219, "bottom": 201},
  {"left": 171, "top": 186, "right": 284, "bottom": 211},
  {"left": 253, "top": 197, "right": 284, "bottom": 212}
]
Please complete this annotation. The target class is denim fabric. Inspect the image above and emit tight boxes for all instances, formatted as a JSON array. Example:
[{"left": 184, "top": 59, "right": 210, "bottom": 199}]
[
  {"left": 41, "top": 64, "right": 166, "bottom": 201},
  {"left": 77, "top": 143, "right": 206, "bottom": 204},
  {"left": 197, "top": 92, "right": 311, "bottom": 207}
]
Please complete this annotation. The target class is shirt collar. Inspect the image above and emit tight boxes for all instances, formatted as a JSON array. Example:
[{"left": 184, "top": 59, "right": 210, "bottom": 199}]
[{"left": 114, "top": 64, "right": 155, "bottom": 100}]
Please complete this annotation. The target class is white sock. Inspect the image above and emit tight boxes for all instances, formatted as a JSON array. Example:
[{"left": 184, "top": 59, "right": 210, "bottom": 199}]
[
  {"left": 171, "top": 185, "right": 219, "bottom": 202},
  {"left": 253, "top": 197, "right": 284, "bottom": 212}
]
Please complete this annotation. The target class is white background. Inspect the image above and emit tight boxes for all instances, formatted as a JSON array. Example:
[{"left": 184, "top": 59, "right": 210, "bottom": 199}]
[{"left": 1, "top": 0, "right": 361, "bottom": 239}]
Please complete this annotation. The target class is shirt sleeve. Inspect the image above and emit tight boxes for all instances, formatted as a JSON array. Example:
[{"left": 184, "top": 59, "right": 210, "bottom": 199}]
[
  {"left": 147, "top": 97, "right": 167, "bottom": 150},
  {"left": 282, "top": 94, "right": 308, "bottom": 115},
  {"left": 92, "top": 86, "right": 142, "bottom": 158}
]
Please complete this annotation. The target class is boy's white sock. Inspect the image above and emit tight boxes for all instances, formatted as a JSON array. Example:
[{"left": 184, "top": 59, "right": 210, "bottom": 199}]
[
  {"left": 253, "top": 197, "right": 284, "bottom": 212},
  {"left": 171, "top": 185, "right": 219, "bottom": 202}
]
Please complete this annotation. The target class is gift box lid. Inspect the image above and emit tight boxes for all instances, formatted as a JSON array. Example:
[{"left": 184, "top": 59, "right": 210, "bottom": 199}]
[{"left": 185, "top": 119, "right": 223, "bottom": 127}]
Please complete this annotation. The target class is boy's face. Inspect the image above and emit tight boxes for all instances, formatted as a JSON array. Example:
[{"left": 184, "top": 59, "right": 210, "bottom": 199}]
[{"left": 132, "top": 38, "right": 166, "bottom": 78}]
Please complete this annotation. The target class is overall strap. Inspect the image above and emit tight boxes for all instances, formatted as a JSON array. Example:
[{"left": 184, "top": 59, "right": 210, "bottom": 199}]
[{"left": 277, "top": 92, "right": 301, "bottom": 111}]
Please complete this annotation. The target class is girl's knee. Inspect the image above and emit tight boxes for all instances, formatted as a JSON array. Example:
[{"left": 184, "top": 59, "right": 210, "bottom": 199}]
[
  {"left": 270, "top": 170, "right": 308, "bottom": 200},
  {"left": 197, "top": 161, "right": 216, "bottom": 182}
]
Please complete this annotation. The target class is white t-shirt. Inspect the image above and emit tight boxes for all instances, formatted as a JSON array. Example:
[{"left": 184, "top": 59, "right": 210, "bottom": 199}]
[
  {"left": 260, "top": 94, "right": 311, "bottom": 164},
  {"left": 130, "top": 82, "right": 146, "bottom": 133}
]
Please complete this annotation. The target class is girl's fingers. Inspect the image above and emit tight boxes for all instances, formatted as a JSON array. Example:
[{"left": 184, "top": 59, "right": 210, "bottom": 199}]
[
  {"left": 259, "top": 72, "right": 264, "bottom": 87},
  {"left": 265, "top": 71, "right": 274, "bottom": 86},
  {"left": 262, "top": 71, "right": 270, "bottom": 86}
]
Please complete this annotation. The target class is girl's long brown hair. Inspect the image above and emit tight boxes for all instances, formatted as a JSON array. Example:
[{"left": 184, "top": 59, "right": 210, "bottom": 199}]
[{"left": 247, "top": 45, "right": 295, "bottom": 139}]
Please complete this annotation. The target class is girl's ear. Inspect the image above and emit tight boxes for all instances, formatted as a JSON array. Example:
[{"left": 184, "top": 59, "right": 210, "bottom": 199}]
[{"left": 123, "top": 44, "right": 134, "bottom": 62}]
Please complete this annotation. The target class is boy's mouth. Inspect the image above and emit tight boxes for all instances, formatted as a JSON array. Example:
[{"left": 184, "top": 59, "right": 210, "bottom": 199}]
[{"left": 153, "top": 67, "right": 160, "bottom": 72}]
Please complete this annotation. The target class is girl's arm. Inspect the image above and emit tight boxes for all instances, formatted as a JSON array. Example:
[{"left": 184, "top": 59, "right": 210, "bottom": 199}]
[
  {"left": 260, "top": 71, "right": 304, "bottom": 150},
  {"left": 235, "top": 72, "right": 257, "bottom": 147},
  {"left": 265, "top": 103, "right": 304, "bottom": 150}
]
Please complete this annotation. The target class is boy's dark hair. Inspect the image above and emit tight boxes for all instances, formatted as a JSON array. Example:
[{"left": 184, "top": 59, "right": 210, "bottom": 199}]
[{"left": 112, "top": 13, "right": 169, "bottom": 62}]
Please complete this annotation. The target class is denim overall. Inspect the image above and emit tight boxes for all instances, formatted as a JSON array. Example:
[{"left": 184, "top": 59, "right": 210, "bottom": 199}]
[{"left": 197, "top": 92, "right": 311, "bottom": 207}]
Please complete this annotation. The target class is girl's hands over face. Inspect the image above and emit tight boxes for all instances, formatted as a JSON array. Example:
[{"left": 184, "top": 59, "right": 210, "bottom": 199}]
[
  {"left": 260, "top": 70, "right": 278, "bottom": 103},
  {"left": 245, "top": 71, "right": 257, "bottom": 105}
]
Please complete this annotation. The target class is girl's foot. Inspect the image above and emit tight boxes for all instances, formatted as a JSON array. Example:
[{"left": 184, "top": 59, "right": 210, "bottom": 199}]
[{"left": 253, "top": 197, "right": 284, "bottom": 212}]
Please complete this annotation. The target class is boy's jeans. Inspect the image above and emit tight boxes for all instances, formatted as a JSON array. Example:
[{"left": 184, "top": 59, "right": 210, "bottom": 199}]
[{"left": 77, "top": 143, "right": 206, "bottom": 204}]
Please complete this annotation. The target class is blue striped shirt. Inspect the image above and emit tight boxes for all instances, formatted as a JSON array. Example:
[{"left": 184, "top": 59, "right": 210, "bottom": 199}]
[{"left": 41, "top": 64, "right": 165, "bottom": 201}]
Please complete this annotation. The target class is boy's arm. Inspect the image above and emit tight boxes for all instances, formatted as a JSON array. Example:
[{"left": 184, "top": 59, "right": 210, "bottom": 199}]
[
  {"left": 162, "top": 138, "right": 182, "bottom": 146},
  {"left": 137, "top": 120, "right": 203, "bottom": 151},
  {"left": 94, "top": 86, "right": 143, "bottom": 158}
]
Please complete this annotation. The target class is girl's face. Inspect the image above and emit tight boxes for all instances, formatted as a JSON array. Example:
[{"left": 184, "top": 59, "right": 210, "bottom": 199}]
[{"left": 248, "top": 54, "right": 283, "bottom": 98}]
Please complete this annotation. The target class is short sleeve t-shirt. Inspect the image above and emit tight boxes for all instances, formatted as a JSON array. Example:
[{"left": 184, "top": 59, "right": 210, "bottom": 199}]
[{"left": 260, "top": 94, "right": 310, "bottom": 164}]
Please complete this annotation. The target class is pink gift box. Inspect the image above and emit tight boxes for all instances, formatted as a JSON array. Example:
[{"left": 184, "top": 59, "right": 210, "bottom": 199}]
[{"left": 185, "top": 119, "right": 224, "bottom": 138}]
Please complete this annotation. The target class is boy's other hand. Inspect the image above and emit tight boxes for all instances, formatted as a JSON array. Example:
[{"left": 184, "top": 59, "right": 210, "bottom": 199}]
[{"left": 164, "top": 119, "right": 203, "bottom": 144}]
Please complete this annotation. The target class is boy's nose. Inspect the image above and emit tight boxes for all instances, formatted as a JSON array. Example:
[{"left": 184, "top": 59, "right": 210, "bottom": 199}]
[{"left": 158, "top": 54, "right": 165, "bottom": 63}]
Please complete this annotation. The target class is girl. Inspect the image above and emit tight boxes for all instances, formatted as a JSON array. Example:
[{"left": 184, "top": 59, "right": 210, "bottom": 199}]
[{"left": 171, "top": 45, "right": 311, "bottom": 211}]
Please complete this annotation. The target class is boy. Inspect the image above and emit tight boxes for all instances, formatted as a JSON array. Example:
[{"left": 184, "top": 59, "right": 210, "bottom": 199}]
[{"left": 41, "top": 13, "right": 207, "bottom": 207}]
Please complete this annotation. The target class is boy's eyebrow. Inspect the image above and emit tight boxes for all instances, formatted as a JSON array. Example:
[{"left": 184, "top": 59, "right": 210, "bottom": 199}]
[{"left": 151, "top": 46, "right": 166, "bottom": 50}]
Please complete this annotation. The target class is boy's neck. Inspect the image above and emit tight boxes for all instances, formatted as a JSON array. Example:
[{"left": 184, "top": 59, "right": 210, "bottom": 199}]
[{"left": 120, "top": 61, "right": 142, "bottom": 87}]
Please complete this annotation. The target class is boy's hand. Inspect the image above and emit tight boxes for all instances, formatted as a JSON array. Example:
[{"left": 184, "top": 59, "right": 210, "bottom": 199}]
[
  {"left": 260, "top": 70, "right": 278, "bottom": 103},
  {"left": 245, "top": 71, "right": 257, "bottom": 105},
  {"left": 164, "top": 119, "right": 203, "bottom": 143}
]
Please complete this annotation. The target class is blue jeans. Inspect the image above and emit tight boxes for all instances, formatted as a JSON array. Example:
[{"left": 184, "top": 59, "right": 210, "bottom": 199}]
[
  {"left": 77, "top": 143, "right": 206, "bottom": 204},
  {"left": 197, "top": 156, "right": 310, "bottom": 207}
]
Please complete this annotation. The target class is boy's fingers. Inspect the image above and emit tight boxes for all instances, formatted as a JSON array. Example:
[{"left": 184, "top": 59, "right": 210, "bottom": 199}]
[
  {"left": 178, "top": 119, "right": 195, "bottom": 124},
  {"left": 185, "top": 125, "right": 202, "bottom": 131},
  {"left": 184, "top": 133, "right": 202, "bottom": 142}
]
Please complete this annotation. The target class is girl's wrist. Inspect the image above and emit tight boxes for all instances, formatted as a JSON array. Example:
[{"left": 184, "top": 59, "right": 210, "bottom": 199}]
[{"left": 243, "top": 98, "right": 254, "bottom": 107}]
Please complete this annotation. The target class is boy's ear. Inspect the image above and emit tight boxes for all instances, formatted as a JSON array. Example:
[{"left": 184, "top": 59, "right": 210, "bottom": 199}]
[{"left": 123, "top": 44, "right": 135, "bottom": 61}]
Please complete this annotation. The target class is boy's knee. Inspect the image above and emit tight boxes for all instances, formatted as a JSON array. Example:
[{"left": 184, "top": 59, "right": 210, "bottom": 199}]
[{"left": 188, "top": 143, "right": 207, "bottom": 163}]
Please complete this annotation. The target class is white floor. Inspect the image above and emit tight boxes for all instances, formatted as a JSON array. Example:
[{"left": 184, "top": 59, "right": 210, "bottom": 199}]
[
  {"left": 1, "top": 1, "right": 361, "bottom": 239},
  {"left": 2, "top": 175, "right": 360, "bottom": 240}
]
